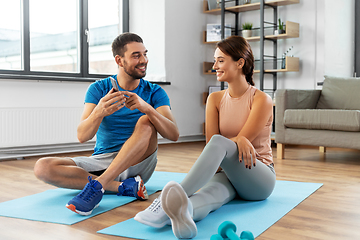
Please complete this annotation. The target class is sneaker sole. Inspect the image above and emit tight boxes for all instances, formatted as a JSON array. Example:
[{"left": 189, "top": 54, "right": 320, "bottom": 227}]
[
  {"left": 65, "top": 203, "right": 99, "bottom": 216},
  {"left": 135, "top": 176, "right": 148, "bottom": 200},
  {"left": 134, "top": 214, "right": 170, "bottom": 228},
  {"left": 161, "top": 181, "right": 197, "bottom": 239}
]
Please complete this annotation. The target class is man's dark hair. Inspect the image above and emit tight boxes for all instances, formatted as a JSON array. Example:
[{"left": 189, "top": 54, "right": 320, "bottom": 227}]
[{"left": 112, "top": 32, "right": 143, "bottom": 57}]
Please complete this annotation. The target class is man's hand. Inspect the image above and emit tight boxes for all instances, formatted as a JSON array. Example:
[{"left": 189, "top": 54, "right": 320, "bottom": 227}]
[
  {"left": 123, "top": 91, "right": 151, "bottom": 113},
  {"left": 94, "top": 88, "right": 128, "bottom": 118}
]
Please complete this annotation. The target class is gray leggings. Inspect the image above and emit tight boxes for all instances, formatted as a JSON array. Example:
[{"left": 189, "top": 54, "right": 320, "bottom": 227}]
[{"left": 180, "top": 134, "right": 276, "bottom": 221}]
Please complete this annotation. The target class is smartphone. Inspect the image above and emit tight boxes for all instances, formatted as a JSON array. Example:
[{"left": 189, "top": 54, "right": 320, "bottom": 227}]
[{"left": 110, "top": 77, "right": 119, "bottom": 91}]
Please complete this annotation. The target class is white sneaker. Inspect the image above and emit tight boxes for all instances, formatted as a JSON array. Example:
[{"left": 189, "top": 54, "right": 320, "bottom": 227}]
[
  {"left": 161, "top": 181, "right": 197, "bottom": 239},
  {"left": 134, "top": 197, "right": 171, "bottom": 228}
]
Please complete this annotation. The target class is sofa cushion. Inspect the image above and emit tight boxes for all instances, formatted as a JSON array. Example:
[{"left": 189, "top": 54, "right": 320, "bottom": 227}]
[
  {"left": 316, "top": 75, "right": 360, "bottom": 110},
  {"left": 284, "top": 109, "right": 360, "bottom": 132}
]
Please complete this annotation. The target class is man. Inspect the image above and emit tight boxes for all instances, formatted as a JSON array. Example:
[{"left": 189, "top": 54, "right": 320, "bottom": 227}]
[{"left": 34, "top": 33, "right": 179, "bottom": 216}]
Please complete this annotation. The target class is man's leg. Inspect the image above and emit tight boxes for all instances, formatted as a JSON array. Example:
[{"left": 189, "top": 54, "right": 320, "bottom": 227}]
[
  {"left": 34, "top": 157, "right": 93, "bottom": 190},
  {"left": 96, "top": 115, "right": 158, "bottom": 191},
  {"left": 34, "top": 115, "right": 158, "bottom": 192}
]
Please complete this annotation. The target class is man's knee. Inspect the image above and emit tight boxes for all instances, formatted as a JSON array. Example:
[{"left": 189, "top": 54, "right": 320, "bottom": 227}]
[
  {"left": 34, "top": 157, "right": 73, "bottom": 182},
  {"left": 33, "top": 157, "right": 48, "bottom": 181},
  {"left": 34, "top": 157, "right": 56, "bottom": 181},
  {"left": 136, "top": 115, "right": 156, "bottom": 136}
]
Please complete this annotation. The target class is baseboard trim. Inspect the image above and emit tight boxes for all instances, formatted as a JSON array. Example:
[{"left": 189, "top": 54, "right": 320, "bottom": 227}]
[
  {"left": 0, "top": 135, "right": 206, "bottom": 161},
  {"left": 0, "top": 142, "right": 96, "bottom": 160},
  {"left": 158, "top": 134, "right": 205, "bottom": 145}
]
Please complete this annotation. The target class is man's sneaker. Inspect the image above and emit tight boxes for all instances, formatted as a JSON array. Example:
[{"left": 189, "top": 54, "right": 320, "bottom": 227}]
[
  {"left": 161, "top": 181, "right": 197, "bottom": 239},
  {"left": 66, "top": 176, "right": 104, "bottom": 216},
  {"left": 134, "top": 197, "right": 171, "bottom": 228},
  {"left": 118, "top": 175, "right": 148, "bottom": 200}
]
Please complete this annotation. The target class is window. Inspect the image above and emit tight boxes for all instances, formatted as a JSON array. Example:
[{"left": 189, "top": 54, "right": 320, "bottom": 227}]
[
  {"left": 0, "top": 0, "right": 128, "bottom": 81},
  {"left": 29, "top": 0, "right": 79, "bottom": 73},
  {"left": 0, "top": 0, "right": 22, "bottom": 70},
  {"left": 88, "top": 0, "right": 120, "bottom": 75}
]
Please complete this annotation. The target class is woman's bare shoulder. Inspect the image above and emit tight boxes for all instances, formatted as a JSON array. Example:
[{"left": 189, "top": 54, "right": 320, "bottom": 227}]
[
  {"left": 253, "top": 89, "right": 273, "bottom": 106},
  {"left": 208, "top": 89, "right": 226, "bottom": 102}
]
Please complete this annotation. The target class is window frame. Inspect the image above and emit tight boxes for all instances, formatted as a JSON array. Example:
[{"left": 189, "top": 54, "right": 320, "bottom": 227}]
[{"left": 0, "top": 0, "right": 170, "bottom": 84}]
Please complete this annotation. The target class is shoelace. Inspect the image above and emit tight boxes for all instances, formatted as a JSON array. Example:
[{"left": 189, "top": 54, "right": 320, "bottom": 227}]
[
  {"left": 148, "top": 198, "right": 162, "bottom": 213},
  {"left": 78, "top": 176, "right": 100, "bottom": 202},
  {"left": 122, "top": 183, "right": 135, "bottom": 196}
]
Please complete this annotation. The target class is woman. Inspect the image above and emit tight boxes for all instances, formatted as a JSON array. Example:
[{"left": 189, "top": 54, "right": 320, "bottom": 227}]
[{"left": 134, "top": 36, "right": 276, "bottom": 239}]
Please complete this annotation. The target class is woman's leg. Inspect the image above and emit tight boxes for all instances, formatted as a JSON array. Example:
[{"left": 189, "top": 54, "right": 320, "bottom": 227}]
[
  {"left": 180, "top": 134, "right": 236, "bottom": 196},
  {"left": 220, "top": 150, "right": 276, "bottom": 201},
  {"left": 181, "top": 134, "right": 275, "bottom": 200},
  {"left": 189, "top": 171, "right": 236, "bottom": 221},
  {"left": 135, "top": 134, "right": 276, "bottom": 232}
]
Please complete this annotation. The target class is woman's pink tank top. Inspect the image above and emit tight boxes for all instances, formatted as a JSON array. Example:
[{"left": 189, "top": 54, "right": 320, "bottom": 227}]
[{"left": 219, "top": 85, "right": 273, "bottom": 165}]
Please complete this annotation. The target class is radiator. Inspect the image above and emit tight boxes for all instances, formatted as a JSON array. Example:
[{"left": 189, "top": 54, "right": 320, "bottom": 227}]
[{"left": 0, "top": 107, "right": 84, "bottom": 148}]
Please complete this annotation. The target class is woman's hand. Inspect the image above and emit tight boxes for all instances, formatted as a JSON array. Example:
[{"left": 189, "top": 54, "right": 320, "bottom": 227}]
[{"left": 231, "top": 136, "right": 258, "bottom": 169}]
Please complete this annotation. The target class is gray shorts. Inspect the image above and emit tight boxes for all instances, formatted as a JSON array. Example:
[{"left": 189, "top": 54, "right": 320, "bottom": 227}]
[{"left": 71, "top": 149, "right": 158, "bottom": 183}]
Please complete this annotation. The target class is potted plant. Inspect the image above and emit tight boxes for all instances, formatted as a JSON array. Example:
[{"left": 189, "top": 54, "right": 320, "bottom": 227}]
[
  {"left": 275, "top": 18, "right": 285, "bottom": 35},
  {"left": 242, "top": 22, "right": 253, "bottom": 38}
]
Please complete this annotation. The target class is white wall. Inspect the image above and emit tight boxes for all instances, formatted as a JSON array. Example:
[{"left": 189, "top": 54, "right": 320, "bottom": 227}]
[
  {"left": 163, "top": 0, "right": 210, "bottom": 137},
  {"left": 129, "top": 0, "right": 166, "bottom": 82},
  {"left": 0, "top": 0, "right": 356, "bottom": 145},
  {"left": 324, "top": 0, "right": 355, "bottom": 77}
]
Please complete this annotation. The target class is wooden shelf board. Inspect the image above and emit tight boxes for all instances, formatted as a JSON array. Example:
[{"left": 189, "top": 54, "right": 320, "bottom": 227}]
[
  {"left": 204, "top": 40, "right": 218, "bottom": 44},
  {"left": 203, "top": 0, "right": 299, "bottom": 14},
  {"left": 205, "top": 32, "right": 298, "bottom": 43},
  {"left": 266, "top": 0, "right": 300, "bottom": 7},
  {"left": 254, "top": 68, "right": 299, "bottom": 73},
  {"left": 205, "top": 56, "right": 299, "bottom": 74},
  {"left": 207, "top": 69, "right": 298, "bottom": 74}
]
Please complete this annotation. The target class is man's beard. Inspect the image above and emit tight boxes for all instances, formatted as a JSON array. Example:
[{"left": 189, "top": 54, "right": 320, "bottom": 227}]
[{"left": 123, "top": 61, "right": 147, "bottom": 79}]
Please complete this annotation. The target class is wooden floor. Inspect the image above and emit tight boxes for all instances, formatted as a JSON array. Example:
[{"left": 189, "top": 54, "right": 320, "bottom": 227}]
[{"left": 0, "top": 142, "right": 360, "bottom": 240}]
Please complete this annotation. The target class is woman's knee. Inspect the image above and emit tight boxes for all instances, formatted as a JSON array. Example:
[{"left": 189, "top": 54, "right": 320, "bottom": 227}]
[
  {"left": 208, "top": 134, "right": 226, "bottom": 144},
  {"left": 208, "top": 135, "right": 236, "bottom": 149}
]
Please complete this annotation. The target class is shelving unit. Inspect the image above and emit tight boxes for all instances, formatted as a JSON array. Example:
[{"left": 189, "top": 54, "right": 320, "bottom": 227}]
[{"left": 203, "top": 0, "right": 300, "bottom": 94}]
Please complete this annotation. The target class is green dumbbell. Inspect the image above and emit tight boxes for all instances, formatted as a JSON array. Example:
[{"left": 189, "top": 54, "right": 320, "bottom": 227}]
[
  {"left": 212, "top": 221, "right": 255, "bottom": 240},
  {"left": 218, "top": 221, "right": 240, "bottom": 240},
  {"left": 240, "top": 230, "right": 254, "bottom": 240},
  {"left": 210, "top": 234, "right": 224, "bottom": 240}
]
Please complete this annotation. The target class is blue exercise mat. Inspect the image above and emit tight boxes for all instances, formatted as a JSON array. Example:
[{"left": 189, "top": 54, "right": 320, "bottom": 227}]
[
  {"left": 98, "top": 180, "right": 322, "bottom": 240},
  {"left": 0, "top": 171, "right": 186, "bottom": 225}
]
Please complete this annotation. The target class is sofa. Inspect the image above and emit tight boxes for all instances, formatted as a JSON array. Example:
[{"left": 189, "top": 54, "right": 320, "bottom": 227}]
[{"left": 275, "top": 75, "right": 360, "bottom": 159}]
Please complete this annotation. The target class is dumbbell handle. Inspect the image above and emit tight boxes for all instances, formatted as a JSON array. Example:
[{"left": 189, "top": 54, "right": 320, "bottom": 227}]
[{"left": 225, "top": 228, "right": 241, "bottom": 240}]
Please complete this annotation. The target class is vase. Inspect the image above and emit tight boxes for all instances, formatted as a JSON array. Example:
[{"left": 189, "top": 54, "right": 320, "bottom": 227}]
[{"left": 242, "top": 30, "right": 252, "bottom": 38}]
